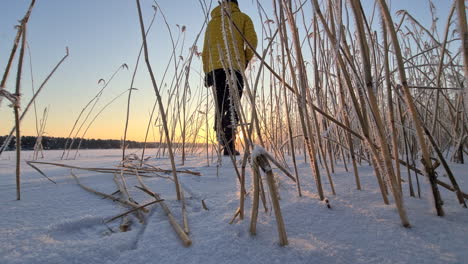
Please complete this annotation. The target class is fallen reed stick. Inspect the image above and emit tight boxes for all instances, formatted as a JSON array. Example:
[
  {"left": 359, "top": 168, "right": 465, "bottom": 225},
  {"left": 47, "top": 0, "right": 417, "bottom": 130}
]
[
  {"left": 407, "top": 85, "right": 463, "bottom": 90},
  {"left": 114, "top": 169, "right": 143, "bottom": 221},
  {"left": 105, "top": 199, "right": 164, "bottom": 224},
  {"left": 262, "top": 149, "right": 296, "bottom": 183},
  {"left": 179, "top": 184, "right": 190, "bottom": 234},
  {"left": 70, "top": 171, "right": 147, "bottom": 214},
  {"left": 229, "top": 208, "right": 241, "bottom": 225},
  {"left": 137, "top": 162, "right": 202, "bottom": 176},
  {"left": 135, "top": 186, "right": 192, "bottom": 247},
  {"left": 27, "top": 161, "right": 200, "bottom": 176},
  {"left": 417, "top": 119, "right": 467, "bottom": 207},
  {"left": 25, "top": 161, "right": 56, "bottom": 183},
  {"left": 201, "top": 199, "right": 209, "bottom": 211},
  {"left": 397, "top": 159, "right": 468, "bottom": 200},
  {"left": 134, "top": 167, "right": 192, "bottom": 245}
]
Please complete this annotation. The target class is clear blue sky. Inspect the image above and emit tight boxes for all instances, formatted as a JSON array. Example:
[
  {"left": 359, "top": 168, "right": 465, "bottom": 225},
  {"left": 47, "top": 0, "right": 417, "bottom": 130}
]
[{"left": 0, "top": 0, "right": 453, "bottom": 141}]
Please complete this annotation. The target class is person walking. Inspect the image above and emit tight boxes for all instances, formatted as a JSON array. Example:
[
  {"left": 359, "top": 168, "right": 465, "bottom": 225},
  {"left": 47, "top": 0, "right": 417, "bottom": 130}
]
[{"left": 202, "top": 0, "right": 257, "bottom": 156}]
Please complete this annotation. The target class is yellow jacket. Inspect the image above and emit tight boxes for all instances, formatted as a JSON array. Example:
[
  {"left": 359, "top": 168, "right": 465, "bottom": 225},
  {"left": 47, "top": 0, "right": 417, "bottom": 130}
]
[{"left": 202, "top": 2, "right": 257, "bottom": 74}]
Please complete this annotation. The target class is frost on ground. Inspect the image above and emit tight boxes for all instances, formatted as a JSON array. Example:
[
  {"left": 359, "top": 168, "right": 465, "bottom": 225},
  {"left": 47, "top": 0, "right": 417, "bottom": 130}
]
[{"left": 0, "top": 149, "right": 467, "bottom": 264}]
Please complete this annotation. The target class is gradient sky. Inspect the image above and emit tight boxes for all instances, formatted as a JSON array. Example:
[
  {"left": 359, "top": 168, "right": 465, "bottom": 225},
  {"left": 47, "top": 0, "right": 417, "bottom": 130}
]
[{"left": 0, "top": 0, "right": 452, "bottom": 141}]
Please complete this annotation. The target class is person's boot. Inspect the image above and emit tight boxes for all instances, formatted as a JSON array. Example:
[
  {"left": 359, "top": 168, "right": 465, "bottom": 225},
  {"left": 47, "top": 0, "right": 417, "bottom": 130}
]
[
  {"left": 223, "top": 146, "right": 240, "bottom": 156},
  {"left": 223, "top": 142, "right": 240, "bottom": 156}
]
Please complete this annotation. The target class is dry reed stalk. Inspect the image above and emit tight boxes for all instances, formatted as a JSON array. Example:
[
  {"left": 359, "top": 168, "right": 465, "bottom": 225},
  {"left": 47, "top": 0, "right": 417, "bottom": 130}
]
[
  {"left": 382, "top": 13, "right": 402, "bottom": 191},
  {"left": 239, "top": 169, "right": 246, "bottom": 220},
  {"left": 249, "top": 159, "right": 261, "bottom": 235},
  {"left": 150, "top": 2, "right": 191, "bottom": 160},
  {"left": 377, "top": 0, "right": 445, "bottom": 216},
  {"left": 26, "top": 42, "right": 40, "bottom": 159},
  {"left": 219, "top": 5, "right": 256, "bottom": 157},
  {"left": 402, "top": 123, "right": 415, "bottom": 197},
  {"left": 253, "top": 149, "right": 288, "bottom": 246},
  {"left": 338, "top": 74, "right": 361, "bottom": 190},
  {"left": 326, "top": 0, "right": 361, "bottom": 190},
  {"left": 304, "top": 12, "right": 336, "bottom": 196},
  {"left": 14, "top": 104, "right": 21, "bottom": 200},
  {"left": 0, "top": 0, "right": 35, "bottom": 107},
  {"left": 32, "top": 107, "right": 48, "bottom": 160},
  {"left": 370, "top": 155, "right": 390, "bottom": 205},
  {"left": 272, "top": 3, "right": 302, "bottom": 194},
  {"left": 431, "top": 4, "right": 456, "bottom": 139},
  {"left": 73, "top": 88, "right": 132, "bottom": 159},
  {"left": 11, "top": 2, "right": 34, "bottom": 200},
  {"left": 0, "top": 49, "right": 69, "bottom": 156},
  {"left": 61, "top": 63, "right": 126, "bottom": 160},
  {"left": 176, "top": 20, "right": 209, "bottom": 164},
  {"left": 122, "top": 8, "right": 158, "bottom": 162},
  {"left": 237, "top": 29, "right": 279, "bottom": 190},
  {"left": 397, "top": 10, "right": 441, "bottom": 46},
  {"left": 136, "top": 0, "right": 181, "bottom": 200},
  {"left": 283, "top": 90, "right": 302, "bottom": 196},
  {"left": 258, "top": 173, "right": 269, "bottom": 213},
  {"left": 214, "top": 44, "right": 249, "bottom": 220},
  {"left": 455, "top": 0, "right": 468, "bottom": 162},
  {"left": 14, "top": 26, "right": 27, "bottom": 200}
]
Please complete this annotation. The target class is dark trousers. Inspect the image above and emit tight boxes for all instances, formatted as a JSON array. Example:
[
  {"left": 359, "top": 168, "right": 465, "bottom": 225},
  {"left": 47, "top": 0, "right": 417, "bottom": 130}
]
[{"left": 208, "top": 69, "right": 244, "bottom": 150}]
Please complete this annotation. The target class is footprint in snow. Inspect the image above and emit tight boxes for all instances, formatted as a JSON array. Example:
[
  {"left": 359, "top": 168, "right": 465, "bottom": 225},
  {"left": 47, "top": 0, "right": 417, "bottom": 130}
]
[{"left": 48, "top": 216, "right": 115, "bottom": 241}]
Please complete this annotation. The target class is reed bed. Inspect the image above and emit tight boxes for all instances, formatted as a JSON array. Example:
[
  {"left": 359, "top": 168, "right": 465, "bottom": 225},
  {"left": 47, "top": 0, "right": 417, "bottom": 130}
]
[
  {"left": 196, "top": 0, "right": 467, "bottom": 230},
  {"left": 1, "top": 0, "right": 467, "bottom": 247}
]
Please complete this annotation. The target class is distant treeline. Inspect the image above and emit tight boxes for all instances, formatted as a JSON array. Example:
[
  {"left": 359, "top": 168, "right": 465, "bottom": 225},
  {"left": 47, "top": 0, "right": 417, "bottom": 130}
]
[{"left": 0, "top": 136, "right": 160, "bottom": 150}]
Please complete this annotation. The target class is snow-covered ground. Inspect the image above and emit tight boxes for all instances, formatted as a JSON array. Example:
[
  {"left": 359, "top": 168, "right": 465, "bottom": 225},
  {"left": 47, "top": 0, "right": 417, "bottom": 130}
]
[{"left": 0, "top": 149, "right": 467, "bottom": 264}]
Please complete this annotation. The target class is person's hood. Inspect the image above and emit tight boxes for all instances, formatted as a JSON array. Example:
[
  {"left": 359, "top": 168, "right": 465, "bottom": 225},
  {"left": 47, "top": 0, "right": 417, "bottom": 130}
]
[{"left": 211, "top": 2, "right": 240, "bottom": 18}]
